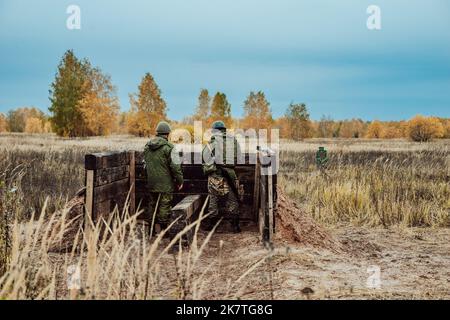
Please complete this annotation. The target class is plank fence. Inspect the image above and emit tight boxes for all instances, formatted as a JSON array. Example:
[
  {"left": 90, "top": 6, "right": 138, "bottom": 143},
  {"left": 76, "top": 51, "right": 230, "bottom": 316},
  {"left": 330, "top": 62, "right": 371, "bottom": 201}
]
[{"left": 84, "top": 150, "right": 277, "bottom": 243}]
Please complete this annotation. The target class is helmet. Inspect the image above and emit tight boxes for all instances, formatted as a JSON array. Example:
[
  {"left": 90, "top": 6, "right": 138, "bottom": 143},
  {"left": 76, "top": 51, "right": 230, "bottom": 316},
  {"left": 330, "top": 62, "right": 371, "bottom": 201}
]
[
  {"left": 319, "top": 146, "right": 325, "bottom": 151},
  {"left": 156, "top": 121, "right": 171, "bottom": 135},
  {"left": 212, "top": 120, "right": 226, "bottom": 130}
]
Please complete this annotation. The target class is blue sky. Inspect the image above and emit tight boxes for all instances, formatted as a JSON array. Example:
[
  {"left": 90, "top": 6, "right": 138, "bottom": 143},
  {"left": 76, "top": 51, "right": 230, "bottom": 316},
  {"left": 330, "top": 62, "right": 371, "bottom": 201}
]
[{"left": 1, "top": 0, "right": 449, "bottom": 120}]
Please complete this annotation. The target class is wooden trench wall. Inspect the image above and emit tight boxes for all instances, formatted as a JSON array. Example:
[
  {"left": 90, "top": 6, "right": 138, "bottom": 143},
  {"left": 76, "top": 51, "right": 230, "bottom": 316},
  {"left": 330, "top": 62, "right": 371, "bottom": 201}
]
[{"left": 84, "top": 150, "right": 277, "bottom": 242}]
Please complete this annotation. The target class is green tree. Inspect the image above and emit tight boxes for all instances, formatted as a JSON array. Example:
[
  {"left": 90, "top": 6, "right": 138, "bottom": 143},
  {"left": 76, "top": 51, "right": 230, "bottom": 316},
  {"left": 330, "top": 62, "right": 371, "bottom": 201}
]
[
  {"left": 242, "top": 91, "right": 272, "bottom": 129},
  {"left": 285, "top": 103, "right": 312, "bottom": 140},
  {"left": 127, "top": 73, "right": 168, "bottom": 136},
  {"left": 48, "top": 50, "right": 91, "bottom": 137},
  {"left": 210, "top": 92, "right": 232, "bottom": 127},
  {"left": 193, "top": 89, "right": 210, "bottom": 121}
]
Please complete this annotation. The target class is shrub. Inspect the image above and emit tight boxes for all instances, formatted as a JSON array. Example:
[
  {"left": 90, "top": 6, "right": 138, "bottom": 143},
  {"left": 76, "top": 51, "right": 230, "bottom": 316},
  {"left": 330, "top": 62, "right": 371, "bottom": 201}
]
[{"left": 407, "top": 115, "right": 444, "bottom": 142}]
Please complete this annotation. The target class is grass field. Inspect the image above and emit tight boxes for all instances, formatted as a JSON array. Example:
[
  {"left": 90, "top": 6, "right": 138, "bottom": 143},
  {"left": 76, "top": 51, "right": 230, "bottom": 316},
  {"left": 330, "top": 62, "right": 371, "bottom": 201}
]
[{"left": 0, "top": 133, "right": 449, "bottom": 299}]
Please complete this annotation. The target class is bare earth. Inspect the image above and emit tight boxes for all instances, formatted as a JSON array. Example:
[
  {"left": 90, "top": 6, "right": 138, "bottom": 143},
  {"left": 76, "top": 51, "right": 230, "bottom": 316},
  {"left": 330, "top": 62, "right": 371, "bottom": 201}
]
[{"left": 193, "top": 226, "right": 449, "bottom": 299}]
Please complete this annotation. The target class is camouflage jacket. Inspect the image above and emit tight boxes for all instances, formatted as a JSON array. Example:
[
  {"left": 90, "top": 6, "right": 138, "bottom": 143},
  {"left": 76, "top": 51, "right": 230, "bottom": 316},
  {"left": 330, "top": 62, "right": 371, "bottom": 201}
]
[
  {"left": 202, "top": 132, "right": 241, "bottom": 181},
  {"left": 144, "top": 135, "right": 183, "bottom": 193}
]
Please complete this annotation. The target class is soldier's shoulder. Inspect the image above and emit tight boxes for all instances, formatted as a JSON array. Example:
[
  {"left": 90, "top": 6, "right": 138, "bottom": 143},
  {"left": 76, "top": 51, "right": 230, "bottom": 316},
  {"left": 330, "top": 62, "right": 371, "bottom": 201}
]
[{"left": 165, "top": 141, "right": 175, "bottom": 149}]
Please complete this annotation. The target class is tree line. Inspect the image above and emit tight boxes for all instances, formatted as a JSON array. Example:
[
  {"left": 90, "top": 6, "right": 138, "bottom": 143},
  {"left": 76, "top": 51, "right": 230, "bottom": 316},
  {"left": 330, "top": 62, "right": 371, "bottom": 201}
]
[{"left": 0, "top": 50, "right": 449, "bottom": 142}]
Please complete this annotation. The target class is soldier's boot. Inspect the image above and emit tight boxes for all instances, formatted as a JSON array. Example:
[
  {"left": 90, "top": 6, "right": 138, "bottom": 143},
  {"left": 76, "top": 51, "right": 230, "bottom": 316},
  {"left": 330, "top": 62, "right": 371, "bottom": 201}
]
[{"left": 231, "top": 217, "right": 241, "bottom": 233}]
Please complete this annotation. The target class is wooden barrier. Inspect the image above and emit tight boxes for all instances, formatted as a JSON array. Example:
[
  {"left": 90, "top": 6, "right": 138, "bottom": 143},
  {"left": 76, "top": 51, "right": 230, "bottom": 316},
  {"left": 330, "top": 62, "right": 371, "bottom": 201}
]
[{"left": 84, "top": 150, "right": 277, "bottom": 243}]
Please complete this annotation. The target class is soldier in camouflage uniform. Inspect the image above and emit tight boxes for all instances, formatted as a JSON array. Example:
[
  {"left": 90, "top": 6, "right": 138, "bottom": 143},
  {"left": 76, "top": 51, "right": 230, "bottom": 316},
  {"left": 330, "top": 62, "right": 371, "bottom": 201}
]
[
  {"left": 202, "top": 121, "right": 241, "bottom": 233},
  {"left": 144, "top": 121, "right": 183, "bottom": 234}
]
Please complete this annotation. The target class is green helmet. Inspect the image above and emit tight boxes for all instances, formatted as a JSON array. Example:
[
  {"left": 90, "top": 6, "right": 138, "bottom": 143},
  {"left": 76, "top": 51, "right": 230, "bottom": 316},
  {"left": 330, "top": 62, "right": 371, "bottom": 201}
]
[
  {"left": 212, "top": 120, "right": 226, "bottom": 130},
  {"left": 156, "top": 121, "right": 171, "bottom": 135},
  {"left": 319, "top": 146, "right": 325, "bottom": 151}
]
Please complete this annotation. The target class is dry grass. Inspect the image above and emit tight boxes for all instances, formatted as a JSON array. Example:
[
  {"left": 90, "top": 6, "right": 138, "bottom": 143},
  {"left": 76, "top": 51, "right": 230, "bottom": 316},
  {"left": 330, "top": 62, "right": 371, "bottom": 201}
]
[
  {"left": 0, "top": 133, "right": 449, "bottom": 299},
  {"left": 279, "top": 139, "right": 450, "bottom": 227}
]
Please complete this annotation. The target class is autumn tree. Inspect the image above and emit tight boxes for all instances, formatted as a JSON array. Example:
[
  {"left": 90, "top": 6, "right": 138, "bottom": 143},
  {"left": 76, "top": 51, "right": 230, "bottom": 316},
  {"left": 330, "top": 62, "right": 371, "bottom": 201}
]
[
  {"left": 285, "top": 103, "right": 312, "bottom": 140},
  {"left": 24, "top": 117, "right": 44, "bottom": 133},
  {"left": 436, "top": 118, "right": 450, "bottom": 138},
  {"left": 407, "top": 115, "right": 444, "bottom": 142},
  {"left": 273, "top": 117, "right": 290, "bottom": 138},
  {"left": 0, "top": 113, "right": 8, "bottom": 132},
  {"left": 127, "top": 73, "right": 167, "bottom": 137},
  {"left": 242, "top": 91, "right": 273, "bottom": 130},
  {"left": 49, "top": 50, "right": 92, "bottom": 137},
  {"left": 77, "top": 67, "right": 119, "bottom": 136},
  {"left": 381, "top": 121, "right": 406, "bottom": 139},
  {"left": 366, "top": 120, "right": 385, "bottom": 138},
  {"left": 209, "top": 92, "right": 232, "bottom": 128},
  {"left": 193, "top": 89, "right": 211, "bottom": 121},
  {"left": 317, "top": 115, "right": 334, "bottom": 138},
  {"left": 339, "top": 119, "right": 367, "bottom": 138},
  {"left": 7, "top": 107, "right": 45, "bottom": 132}
]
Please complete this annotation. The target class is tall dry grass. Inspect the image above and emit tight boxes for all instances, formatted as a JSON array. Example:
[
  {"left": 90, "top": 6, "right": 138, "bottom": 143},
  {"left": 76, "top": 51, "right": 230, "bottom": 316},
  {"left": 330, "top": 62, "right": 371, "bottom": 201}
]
[
  {"left": 279, "top": 144, "right": 450, "bottom": 227},
  {"left": 1, "top": 134, "right": 449, "bottom": 299},
  {"left": 0, "top": 192, "right": 272, "bottom": 299}
]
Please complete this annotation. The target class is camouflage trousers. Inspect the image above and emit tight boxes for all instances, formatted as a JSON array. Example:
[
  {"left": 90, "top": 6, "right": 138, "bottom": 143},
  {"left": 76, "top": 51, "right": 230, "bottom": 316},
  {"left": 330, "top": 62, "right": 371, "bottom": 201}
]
[
  {"left": 148, "top": 192, "right": 173, "bottom": 226},
  {"left": 205, "top": 176, "right": 239, "bottom": 229}
]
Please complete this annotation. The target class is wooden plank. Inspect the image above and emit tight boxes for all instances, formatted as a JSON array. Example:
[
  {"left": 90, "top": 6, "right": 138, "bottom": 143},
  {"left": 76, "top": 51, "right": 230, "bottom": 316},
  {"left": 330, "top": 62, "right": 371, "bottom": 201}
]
[
  {"left": 267, "top": 165, "right": 274, "bottom": 242},
  {"left": 136, "top": 151, "right": 258, "bottom": 165},
  {"left": 85, "top": 151, "right": 130, "bottom": 170},
  {"left": 93, "top": 178, "right": 130, "bottom": 203},
  {"left": 259, "top": 174, "right": 267, "bottom": 241},
  {"left": 94, "top": 165, "right": 129, "bottom": 187},
  {"left": 155, "top": 164, "right": 255, "bottom": 181},
  {"left": 93, "top": 199, "right": 111, "bottom": 221},
  {"left": 252, "top": 153, "right": 261, "bottom": 220},
  {"left": 129, "top": 151, "right": 135, "bottom": 216},
  {"left": 171, "top": 195, "right": 202, "bottom": 219},
  {"left": 93, "top": 193, "right": 128, "bottom": 220},
  {"left": 85, "top": 170, "right": 94, "bottom": 232},
  {"left": 137, "top": 189, "right": 254, "bottom": 204}
]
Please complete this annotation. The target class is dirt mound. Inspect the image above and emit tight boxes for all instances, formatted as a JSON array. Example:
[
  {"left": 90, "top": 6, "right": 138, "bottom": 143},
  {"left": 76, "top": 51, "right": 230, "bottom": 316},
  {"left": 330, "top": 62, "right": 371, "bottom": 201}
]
[{"left": 275, "top": 189, "right": 343, "bottom": 252}]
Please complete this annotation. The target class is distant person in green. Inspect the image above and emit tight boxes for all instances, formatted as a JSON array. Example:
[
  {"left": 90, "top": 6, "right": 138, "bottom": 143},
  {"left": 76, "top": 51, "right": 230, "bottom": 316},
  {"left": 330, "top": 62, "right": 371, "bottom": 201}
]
[
  {"left": 144, "top": 121, "right": 183, "bottom": 232},
  {"left": 315, "top": 146, "right": 329, "bottom": 169},
  {"left": 202, "top": 120, "right": 241, "bottom": 233}
]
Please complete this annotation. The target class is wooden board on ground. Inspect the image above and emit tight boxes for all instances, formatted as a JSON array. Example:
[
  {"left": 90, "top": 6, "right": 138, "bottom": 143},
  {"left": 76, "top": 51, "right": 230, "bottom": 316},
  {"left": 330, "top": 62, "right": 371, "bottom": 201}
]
[{"left": 171, "top": 195, "right": 202, "bottom": 219}]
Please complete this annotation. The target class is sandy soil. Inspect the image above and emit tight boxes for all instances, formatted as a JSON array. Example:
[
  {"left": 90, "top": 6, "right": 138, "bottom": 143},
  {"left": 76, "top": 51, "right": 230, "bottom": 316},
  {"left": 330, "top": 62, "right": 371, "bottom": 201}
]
[{"left": 187, "top": 225, "right": 449, "bottom": 299}]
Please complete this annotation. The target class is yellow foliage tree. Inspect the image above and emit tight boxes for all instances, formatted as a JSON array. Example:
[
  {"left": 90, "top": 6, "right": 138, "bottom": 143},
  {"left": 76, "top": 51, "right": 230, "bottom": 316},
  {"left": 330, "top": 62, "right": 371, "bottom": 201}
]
[
  {"left": 43, "top": 121, "right": 53, "bottom": 133},
  {"left": 339, "top": 119, "right": 367, "bottom": 138},
  {"left": 273, "top": 117, "right": 290, "bottom": 139},
  {"left": 380, "top": 121, "right": 406, "bottom": 139},
  {"left": 77, "top": 68, "right": 119, "bottom": 136},
  {"left": 438, "top": 118, "right": 450, "bottom": 138},
  {"left": 24, "top": 117, "right": 44, "bottom": 133},
  {"left": 365, "top": 120, "right": 385, "bottom": 138},
  {"left": 127, "top": 73, "right": 167, "bottom": 136},
  {"left": 407, "top": 115, "right": 444, "bottom": 142},
  {"left": 0, "top": 113, "right": 8, "bottom": 132}
]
